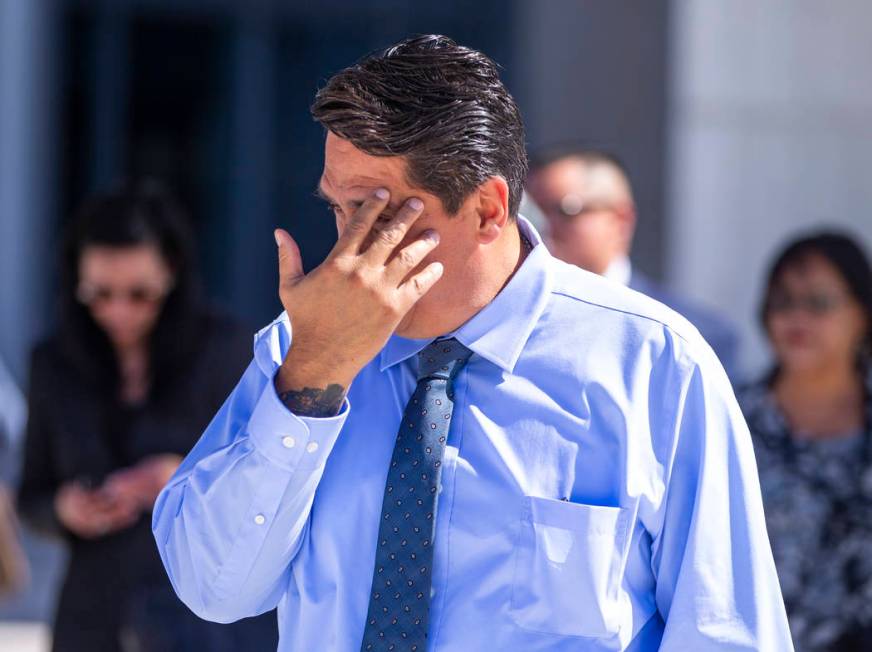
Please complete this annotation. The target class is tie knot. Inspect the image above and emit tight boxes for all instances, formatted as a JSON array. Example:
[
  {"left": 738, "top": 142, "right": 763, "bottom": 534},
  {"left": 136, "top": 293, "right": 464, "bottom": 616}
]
[{"left": 416, "top": 338, "right": 473, "bottom": 381}]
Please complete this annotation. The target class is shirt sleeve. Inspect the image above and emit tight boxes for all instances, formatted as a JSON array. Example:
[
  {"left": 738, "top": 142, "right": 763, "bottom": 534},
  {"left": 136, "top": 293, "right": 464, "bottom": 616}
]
[
  {"left": 152, "top": 353, "right": 349, "bottom": 624},
  {"left": 649, "top": 338, "right": 793, "bottom": 650},
  {"left": 0, "top": 357, "right": 26, "bottom": 484}
]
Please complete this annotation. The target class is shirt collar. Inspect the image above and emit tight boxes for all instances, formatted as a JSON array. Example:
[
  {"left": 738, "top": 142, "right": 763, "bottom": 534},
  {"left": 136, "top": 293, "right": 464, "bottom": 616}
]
[
  {"left": 379, "top": 215, "right": 552, "bottom": 374},
  {"left": 603, "top": 254, "right": 632, "bottom": 287}
]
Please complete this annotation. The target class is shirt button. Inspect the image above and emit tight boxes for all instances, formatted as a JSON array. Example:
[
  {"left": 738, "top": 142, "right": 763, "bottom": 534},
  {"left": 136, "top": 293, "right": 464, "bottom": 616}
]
[
  {"left": 254, "top": 514, "right": 266, "bottom": 525},
  {"left": 282, "top": 436, "right": 295, "bottom": 449},
  {"left": 306, "top": 441, "right": 319, "bottom": 454}
]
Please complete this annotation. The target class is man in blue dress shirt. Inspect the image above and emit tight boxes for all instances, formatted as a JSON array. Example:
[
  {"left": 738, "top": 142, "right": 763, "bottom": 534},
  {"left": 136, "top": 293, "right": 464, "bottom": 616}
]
[{"left": 153, "top": 35, "right": 792, "bottom": 651}]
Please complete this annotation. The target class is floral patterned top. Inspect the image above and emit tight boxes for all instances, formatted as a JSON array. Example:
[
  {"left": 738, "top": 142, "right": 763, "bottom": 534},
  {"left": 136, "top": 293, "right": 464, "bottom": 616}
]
[{"left": 739, "top": 375, "right": 872, "bottom": 652}]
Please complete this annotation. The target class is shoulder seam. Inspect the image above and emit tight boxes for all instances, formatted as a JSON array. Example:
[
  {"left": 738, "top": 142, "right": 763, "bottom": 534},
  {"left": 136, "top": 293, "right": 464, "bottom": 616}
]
[{"left": 549, "top": 288, "right": 695, "bottom": 348}]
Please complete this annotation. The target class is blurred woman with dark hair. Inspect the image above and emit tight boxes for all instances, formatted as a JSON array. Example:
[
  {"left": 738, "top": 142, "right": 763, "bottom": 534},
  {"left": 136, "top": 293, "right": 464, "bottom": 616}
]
[
  {"left": 740, "top": 231, "right": 872, "bottom": 651},
  {"left": 17, "top": 181, "right": 277, "bottom": 651}
]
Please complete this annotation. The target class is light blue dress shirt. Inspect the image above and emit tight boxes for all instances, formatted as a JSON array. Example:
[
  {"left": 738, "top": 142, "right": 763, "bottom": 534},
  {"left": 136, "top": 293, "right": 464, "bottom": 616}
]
[{"left": 153, "top": 219, "right": 792, "bottom": 651}]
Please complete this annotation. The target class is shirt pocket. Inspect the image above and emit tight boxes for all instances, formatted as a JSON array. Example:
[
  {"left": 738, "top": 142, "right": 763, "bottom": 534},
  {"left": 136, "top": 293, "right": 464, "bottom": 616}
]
[{"left": 509, "top": 495, "right": 631, "bottom": 639}]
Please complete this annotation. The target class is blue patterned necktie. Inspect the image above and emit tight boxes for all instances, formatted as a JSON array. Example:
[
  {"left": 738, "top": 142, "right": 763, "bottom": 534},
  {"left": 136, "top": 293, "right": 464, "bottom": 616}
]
[{"left": 360, "top": 338, "right": 473, "bottom": 652}]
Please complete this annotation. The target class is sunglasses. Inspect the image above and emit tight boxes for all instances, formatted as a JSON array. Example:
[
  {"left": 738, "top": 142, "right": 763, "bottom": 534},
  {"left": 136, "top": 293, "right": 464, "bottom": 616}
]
[
  {"left": 544, "top": 194, "right": 616, "bottom": 221},
  {"left": 76, "top": 282, "right": 173, "bottom": 307},
  {"left": 766, "top": 292, "right": 848, "bottom": 316}
]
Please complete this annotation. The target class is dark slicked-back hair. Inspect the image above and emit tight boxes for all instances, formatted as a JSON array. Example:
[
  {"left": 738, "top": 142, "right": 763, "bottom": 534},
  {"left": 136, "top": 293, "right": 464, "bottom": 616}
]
[{"left": 311, "top": 34, "right": 527, "bottom": 217}]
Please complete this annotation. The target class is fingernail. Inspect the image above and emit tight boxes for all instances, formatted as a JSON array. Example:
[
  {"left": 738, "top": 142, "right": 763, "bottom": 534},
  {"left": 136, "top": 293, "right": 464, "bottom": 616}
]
[
  {"left": 375, "top": 188, "right": 389, "bottom": 200},
  {"left": 423, "top": 229, "right": 440, "bottom": 243},
  {"left": 274, "top": 231, "right": 282, "bottom": 247},
  {"left": 408, "top": 198, "right": 424, "bottom": 211}
]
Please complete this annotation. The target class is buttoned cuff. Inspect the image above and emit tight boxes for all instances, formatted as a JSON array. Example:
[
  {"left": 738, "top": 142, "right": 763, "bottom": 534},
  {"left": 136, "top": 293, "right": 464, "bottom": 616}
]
[{"left": 246, "top": 373, "right": 349, "bottom": 472}]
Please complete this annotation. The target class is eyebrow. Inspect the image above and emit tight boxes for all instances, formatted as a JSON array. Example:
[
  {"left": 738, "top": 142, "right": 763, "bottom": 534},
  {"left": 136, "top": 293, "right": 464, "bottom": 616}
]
[
  {"left": 314, "top": 183, "right": 401, "bottom": 214},
  {"left": 313, "top": 184, "right": 335, "bottom": 204}
]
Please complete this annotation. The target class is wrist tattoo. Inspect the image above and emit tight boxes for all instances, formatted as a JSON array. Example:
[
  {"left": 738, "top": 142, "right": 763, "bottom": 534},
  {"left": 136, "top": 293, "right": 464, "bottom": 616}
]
[{"left": 277, "top": 383, "right": 346, "bottom": 418}]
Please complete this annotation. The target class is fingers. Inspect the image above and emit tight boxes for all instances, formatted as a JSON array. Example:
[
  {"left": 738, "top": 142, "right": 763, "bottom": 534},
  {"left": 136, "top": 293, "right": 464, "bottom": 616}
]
[
  {"left": 332, "top": 188, "right": 391, "bottom": 255},
  {"left": 398, "top": 261, "right": 444, "bottom": 305},
  {"left": 87, "top": 505, "right": 140, "bottom": 538},
  {"left": 362, "top": 196, "right": 426, "bottom": 264},
  {"left": 384, "top": 229, "right": 441, "bottom": 285},
  {"left": 101, "top": 475, "right": 142, "bottom": 502},
  {"left": 67, "top": 494, "right": 141, "bottom": 538},
  {"left": 275, "top": 229, "right": 304, "bottom": 284}
]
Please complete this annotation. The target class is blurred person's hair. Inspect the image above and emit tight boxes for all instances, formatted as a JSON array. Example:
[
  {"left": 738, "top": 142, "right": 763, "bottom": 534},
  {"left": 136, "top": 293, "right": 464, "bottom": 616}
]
[
  {"left": 311, "top": 34, "right": 527, "bottom": 217},
  {"left": 57, "top": 180, "right": 204, "bottom": 398},
  {"left": 529, "top": 143, "right": 630, "bottom": 179},
  {"left": 759, "top": 230, "right": 872, "bottom": 363}
]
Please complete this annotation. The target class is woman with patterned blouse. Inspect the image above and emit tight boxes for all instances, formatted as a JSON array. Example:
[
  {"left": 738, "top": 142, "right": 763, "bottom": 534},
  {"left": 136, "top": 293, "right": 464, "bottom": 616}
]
[{"left": 739, "top": 232, "right": 872, "bottom": 652}]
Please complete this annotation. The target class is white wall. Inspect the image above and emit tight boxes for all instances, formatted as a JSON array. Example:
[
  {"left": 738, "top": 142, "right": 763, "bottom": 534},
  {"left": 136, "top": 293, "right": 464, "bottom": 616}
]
[{"left": 667, "top": 0, "right": 872, "bottom": 380}]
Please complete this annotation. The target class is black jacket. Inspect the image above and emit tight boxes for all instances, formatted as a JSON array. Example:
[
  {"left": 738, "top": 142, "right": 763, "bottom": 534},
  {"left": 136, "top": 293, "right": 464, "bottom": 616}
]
[{"left": 17, "top": 310, "right": 277, "bottom": 651}]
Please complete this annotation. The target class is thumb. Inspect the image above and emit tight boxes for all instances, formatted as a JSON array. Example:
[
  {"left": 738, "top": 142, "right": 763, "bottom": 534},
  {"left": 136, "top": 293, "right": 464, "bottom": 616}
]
[{"left": 275, "top": 228, "right": 304, "bottom": 284}]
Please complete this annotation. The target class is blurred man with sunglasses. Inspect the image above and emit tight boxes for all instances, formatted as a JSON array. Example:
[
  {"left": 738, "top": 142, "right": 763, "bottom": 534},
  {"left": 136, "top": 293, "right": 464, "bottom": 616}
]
[{"left": 527, "top": 148, "right": 740, "bottom": 381}]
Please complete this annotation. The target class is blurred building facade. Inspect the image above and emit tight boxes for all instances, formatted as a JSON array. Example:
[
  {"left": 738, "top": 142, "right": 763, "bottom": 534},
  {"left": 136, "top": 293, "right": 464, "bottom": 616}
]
[
  {"left": 0, "top": 0, "right": 674, "bottom": 387},
  {"left": 0, "top": 0, "right": 520, "bottom": 382},
  {"left": 1, "top": 0, "right": 871, "bottom": 385}
]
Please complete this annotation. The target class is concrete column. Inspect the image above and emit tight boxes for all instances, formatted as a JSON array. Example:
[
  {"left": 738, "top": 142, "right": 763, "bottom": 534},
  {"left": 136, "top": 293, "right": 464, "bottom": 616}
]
[
  {"left": 227, "top": 11, "right": 279, "bottom": 327},
  {"left": 0, "top": 0, "right": 59, "bottom": 383}
]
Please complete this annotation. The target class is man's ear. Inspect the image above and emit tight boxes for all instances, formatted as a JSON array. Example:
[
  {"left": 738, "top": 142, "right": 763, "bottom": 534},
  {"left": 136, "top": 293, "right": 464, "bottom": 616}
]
[
  {"left": 616, "top": 202, "right": 637, "bottom": 248},
  {"left": 476, "top": 176, "right": 510, "bottom": 245}
]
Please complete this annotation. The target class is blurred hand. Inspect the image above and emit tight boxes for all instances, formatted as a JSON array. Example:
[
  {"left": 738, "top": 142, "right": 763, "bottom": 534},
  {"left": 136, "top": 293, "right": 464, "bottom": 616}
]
[
  {"left": 54, "top": 481, "right": 140, "bottom": 539},
  {"left": 102, "top": 453, "right": 182, "bottom": 510},
  {"left": 274, "top": 189, "right": 443, "bottom": 406}
]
